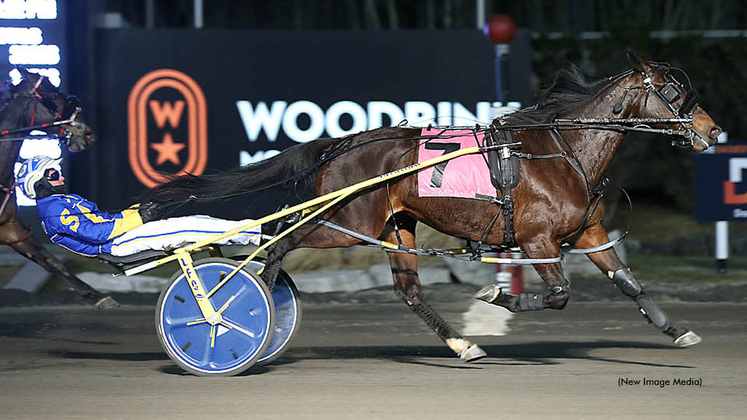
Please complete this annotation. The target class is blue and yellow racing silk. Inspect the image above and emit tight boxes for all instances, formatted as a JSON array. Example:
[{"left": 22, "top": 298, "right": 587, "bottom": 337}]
[{"left": 36, "top": 194, "right": 144, "bottom": 256}]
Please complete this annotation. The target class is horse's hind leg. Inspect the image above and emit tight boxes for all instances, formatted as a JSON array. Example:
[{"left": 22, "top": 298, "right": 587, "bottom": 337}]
[
  {"left": 1, "top": 220, "right": 118, "bottom": 308},
  {"left": 575, "top": 224, "right": 700, "bottom": 347},
  {"left": 385, "top": 216, "right": 486, "bottom": 362},
  {"left": 475, "top": 236, "right": 569, "bottom": 311},
  {"left": 259, "top": 238, "right": 295, "bottom": 292}
]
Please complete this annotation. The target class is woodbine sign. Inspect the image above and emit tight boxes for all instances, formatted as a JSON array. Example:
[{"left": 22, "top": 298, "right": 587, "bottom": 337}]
[
  {"left": 236, "top": 99, "right": 520, "bottom": 165},
  {"left": 92, "top": 29, "right": 531, "bottom": 216}
]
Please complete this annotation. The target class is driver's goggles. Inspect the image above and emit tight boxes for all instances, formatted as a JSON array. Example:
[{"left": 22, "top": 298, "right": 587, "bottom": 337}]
[{"left": 44, "top": 168, "right": 61, "bottom": 181}]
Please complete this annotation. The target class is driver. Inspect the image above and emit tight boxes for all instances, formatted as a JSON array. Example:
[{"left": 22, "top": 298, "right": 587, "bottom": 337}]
[{"left": 16, "top": 156, "right": 265, "bottom": 257}]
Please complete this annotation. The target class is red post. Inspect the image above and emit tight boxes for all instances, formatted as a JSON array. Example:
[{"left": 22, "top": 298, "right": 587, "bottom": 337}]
[
  {"left": 509, "top": 252, "right": 523, "bottom": 294},
  {"left": 496, "top": 252, "right": 523, "bottom": 294}
]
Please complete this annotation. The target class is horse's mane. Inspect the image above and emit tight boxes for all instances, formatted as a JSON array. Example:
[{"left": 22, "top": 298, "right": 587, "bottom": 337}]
[
  {"left": 0, "top": 81, "right": 16, "bottom": 110},
  {"left": 503, "top": 64, "right": 611, "bottom": 125},
  {"left": 0, "top": 80, "right": 28, "bottom": 115}
]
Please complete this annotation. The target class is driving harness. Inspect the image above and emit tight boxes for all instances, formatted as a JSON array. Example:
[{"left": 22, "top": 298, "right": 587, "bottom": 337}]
[{"left": 481, "top": 125, "right": 611, "bottom": 249}]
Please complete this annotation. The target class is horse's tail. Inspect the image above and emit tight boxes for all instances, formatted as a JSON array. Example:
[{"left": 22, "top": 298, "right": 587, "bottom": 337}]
[{"left": 146, "top": 139, "right": 335, "bottom": 213}]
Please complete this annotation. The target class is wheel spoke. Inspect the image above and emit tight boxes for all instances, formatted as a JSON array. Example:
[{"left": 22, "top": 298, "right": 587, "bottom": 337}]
[
  {"left": 221, "top": 318, "right": 256, "bottom": 338},
  {"left": 200, "top": 331, "right": 213, "bottom": 364},
  {"left": 165, "top": 315, "right": 206, "bottom": 327},
  {"left": 221, "top": 284, "right": 262, "bottom": 315},
  {"left": 225, "top": 284, "right": 248, "bottom": 304},
  {"left": 217, "top": 295, "right": 236, "bottom": 315},
  {"left": 186, "top": 318, "right": 207, "bottom": 326}
]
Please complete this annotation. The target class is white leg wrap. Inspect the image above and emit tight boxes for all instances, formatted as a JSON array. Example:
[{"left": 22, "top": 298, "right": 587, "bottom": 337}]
[{"left": 446, "top": 338, "right": 471, "bottom": 355}]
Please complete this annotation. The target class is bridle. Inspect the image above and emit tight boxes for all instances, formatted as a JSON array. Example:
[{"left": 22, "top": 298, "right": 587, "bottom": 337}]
[
  {"left": 0, "top": 75, "right": 87, "bottom": 145},
  {"left": 639, "top": 64, "right": 698, "bottom": 118},
  {"left": 636, "top": 63, "right": 707, "bottom": 148},
  {"left": 551, "top": 63, "right": 707, "bottom": 149}
]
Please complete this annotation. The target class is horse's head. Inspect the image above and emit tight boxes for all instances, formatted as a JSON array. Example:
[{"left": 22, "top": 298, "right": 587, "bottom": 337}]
[
  {"left": 12, "top": 67, "right": 95, "bottom": 152},
  {"left": 625, "top": 52, "right": 721, "bottom": 152}
]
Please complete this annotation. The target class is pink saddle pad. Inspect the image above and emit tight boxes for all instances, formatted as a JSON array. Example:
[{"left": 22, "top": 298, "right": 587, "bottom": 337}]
[{"left": 417, "top": 128, "right": 497, "bottom": 199}]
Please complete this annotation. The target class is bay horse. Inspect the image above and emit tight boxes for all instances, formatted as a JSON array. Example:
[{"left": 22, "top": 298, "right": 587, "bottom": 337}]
[
  {"left": 149, "top": 53, "right": 721, "bottom": 361},
  {"left": 0, "top": 67, "right": 117, "bottom": 308}
]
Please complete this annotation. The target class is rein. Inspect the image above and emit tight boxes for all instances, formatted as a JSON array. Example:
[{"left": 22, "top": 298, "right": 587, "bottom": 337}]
[
  {"left": 494, "top": 116, "right": 696, "bottom": 140},
  {"left": 0, "top": 109, "right": 84, "bottom": 143},
  {"left": 0, "top": 124, "right": 80, "bottom": 143}
]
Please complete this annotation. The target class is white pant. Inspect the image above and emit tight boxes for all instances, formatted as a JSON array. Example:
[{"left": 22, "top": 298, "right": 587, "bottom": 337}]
[{"left": 110, "top": 215, "right": 262, "bottom": 256}]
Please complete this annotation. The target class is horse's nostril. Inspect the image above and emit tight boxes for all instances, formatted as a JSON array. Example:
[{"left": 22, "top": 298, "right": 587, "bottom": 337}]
[{"left": 709, "top": 126, "right": 722, "bottom": 140}]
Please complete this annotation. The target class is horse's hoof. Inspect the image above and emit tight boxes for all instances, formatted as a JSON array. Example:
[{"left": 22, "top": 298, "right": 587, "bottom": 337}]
[
  {"left": 460, "top": 344, "right": 487, "bottom": 362},
  {"left": 544, "top": 291, "right": 569, "bottom": 310},
  {"left": 674, "top": 330, "right": 702, "bottom": 347},
  {"left": 474, "top": 285, "right": 501, "bottom": 303},
  {"left": 95, "top": 296, "right": 120, "bottom": 309}
]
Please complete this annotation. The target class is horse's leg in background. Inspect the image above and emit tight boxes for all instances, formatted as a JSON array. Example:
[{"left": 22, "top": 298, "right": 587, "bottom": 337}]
[
  {"left": 575, "top": 224, "right": 701, "bottom": 347},
  {"left": 0, "top": 219, "right": 118, "bottom": 308},
  {"left": 257, "top": 221, "right": 362, "bottom": 292},
  {"left": 475, "top": 236, "right": 569, "bottom": 311},
  {"left": 385, "top": 215, "right": 486, "bottom": 362},
  {"left": 259, "top": 238, "right": 295, "bottom": 292}
]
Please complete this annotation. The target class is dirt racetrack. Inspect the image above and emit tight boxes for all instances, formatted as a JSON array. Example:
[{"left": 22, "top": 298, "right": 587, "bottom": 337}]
[{"left": 0, "top": 284, "right": 745, "bottom": 419}]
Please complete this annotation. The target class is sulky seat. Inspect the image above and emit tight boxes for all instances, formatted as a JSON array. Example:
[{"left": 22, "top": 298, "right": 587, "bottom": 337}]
[{"left": 97, "top": 250, "right": 169, "bottom": 273}]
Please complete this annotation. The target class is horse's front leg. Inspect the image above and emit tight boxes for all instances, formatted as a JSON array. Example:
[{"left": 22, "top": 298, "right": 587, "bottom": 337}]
[
  {"left": 385, "top": 216, "right": 486, "bottom": 362},
  {"left": 475, "top": 236, "right": 569, "bottom": 311},
  {"left": 574, "top": 223, "right": 701, "bottom": 347}
]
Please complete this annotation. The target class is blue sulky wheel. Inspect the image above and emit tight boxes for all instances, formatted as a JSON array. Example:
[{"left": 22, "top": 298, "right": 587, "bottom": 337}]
[
  {"left": 155, "top": 258, "right": 275, "bottom": 376},
  {"left": 237, "top": 258, "right": 302, "bottom": 366}
]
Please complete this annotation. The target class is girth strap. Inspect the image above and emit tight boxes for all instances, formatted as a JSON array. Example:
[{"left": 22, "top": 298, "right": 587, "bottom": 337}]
[
  {"left": 502, "top": 196, "right": 516, "bottom": 245},
  {"left": 485, "top": 129, "right": 521, "bottom": 246}
]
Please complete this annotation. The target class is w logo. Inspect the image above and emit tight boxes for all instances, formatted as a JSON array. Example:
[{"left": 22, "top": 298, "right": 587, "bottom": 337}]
[
  {"left": 150, "top": 100, "right": 185, "bottom": 129},
  {"left": 128, "top": 69, "right": 208, "bottom": 188}
]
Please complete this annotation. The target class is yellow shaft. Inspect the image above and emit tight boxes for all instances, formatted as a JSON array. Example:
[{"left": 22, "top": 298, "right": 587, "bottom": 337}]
[{"left": 175, "top": 250, "right": 217, "bottom": 318}]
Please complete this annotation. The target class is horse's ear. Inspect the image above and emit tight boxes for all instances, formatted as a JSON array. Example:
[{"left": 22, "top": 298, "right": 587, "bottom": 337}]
[
  {"left": 626, "top": 51, "right": 648, "bottom": 72},
  {"left": 15, "top": 65, "right": 36, "bottom": 82}
]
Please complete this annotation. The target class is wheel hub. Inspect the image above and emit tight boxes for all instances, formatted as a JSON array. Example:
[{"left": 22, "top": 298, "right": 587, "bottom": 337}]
[{"left": 206, "top": 313, "right": 222, "bottom": 326}]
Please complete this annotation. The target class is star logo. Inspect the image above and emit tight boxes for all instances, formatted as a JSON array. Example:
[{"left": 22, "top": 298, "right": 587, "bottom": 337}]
[{"left": 150, "top": 133, "right": 186, "bottom": 165}]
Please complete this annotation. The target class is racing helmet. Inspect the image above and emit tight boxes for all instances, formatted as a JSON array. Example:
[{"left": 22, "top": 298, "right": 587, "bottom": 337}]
[{"left": 16, "top": 156, "right": 63, "bottom": 199}]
